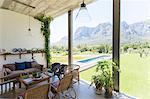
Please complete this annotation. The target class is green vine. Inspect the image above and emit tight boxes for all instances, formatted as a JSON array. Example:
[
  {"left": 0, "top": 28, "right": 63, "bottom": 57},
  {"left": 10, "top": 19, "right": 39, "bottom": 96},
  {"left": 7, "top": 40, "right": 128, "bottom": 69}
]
[{"left": 34, "top": 14, "right": 53, "bottom": 68}]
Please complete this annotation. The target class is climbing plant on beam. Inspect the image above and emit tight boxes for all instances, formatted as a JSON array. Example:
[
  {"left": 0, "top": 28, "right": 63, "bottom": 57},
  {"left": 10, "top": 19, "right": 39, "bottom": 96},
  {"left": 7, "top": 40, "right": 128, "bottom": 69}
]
[{"left": 34, "top": 14, "right": 53, "bottom": 68}]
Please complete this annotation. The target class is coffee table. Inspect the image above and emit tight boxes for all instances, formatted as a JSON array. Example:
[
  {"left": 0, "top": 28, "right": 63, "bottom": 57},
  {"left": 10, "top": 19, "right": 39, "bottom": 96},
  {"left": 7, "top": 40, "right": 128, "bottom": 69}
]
[{"left": 19, "top": 73, "right": 50, "bottom": 89}]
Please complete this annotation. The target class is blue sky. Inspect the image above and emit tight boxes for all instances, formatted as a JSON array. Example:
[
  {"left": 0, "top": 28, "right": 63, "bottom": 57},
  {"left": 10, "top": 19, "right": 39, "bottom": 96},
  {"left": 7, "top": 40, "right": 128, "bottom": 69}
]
[{"left": 50, "top": 0, "right": 150, "bottom": 43}]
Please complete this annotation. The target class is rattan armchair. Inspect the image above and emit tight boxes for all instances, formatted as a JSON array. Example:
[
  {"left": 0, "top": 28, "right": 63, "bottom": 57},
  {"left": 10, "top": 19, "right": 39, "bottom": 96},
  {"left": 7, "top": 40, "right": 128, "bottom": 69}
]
[
  {"left": 18, "top": 83, "right": 50, "bottom": 99},
  {"left": 51, "top": 73, "right": 76, "bottom": 99}
]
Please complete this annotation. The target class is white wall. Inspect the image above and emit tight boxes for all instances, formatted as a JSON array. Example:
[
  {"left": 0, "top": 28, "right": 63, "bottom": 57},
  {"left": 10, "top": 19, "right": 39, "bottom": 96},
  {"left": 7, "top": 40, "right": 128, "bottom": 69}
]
[{"left": 0, "top": 9, "right": 46, "bottom": 70}]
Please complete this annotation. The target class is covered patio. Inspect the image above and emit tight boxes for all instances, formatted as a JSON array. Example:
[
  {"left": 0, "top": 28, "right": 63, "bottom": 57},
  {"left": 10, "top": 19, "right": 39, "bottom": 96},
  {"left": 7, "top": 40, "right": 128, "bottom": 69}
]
[
  {"left": 0, "top": 0, "right": 136, "bottom": 99},
  {"left": 0, "top": 80, "right": 135, "bottom": 99}
]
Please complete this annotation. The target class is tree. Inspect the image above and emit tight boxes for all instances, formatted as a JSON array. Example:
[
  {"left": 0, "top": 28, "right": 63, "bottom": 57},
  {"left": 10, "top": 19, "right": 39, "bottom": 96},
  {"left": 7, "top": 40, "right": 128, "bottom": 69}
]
[
  {"left": 96, "top": 45, "right": 105, "bottom": 53},
  {"left": 80, "top": 47, "right": 88, "bottom": 52},
  {"left": 123, "top": 45, "right": 129, "bottom": 52}
]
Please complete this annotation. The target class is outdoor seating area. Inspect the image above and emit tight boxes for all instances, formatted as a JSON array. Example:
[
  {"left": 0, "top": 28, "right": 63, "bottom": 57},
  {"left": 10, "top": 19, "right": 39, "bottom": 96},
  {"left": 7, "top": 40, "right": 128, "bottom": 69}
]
[
  {"left": 0, "top": 62, "right": 136, "bottom": 99},
  {"left": 0, "top": 79, "right": 136, "bottom": 99},
  {"left": 1, "top": 0, "right": 149, "bottom": 98},
  {"left": 0, "top": 80, "right": 95, "bottom": 99},
  {"left": 0, "top": 62, "right": 80, "bottom": 98},
  {"left": 3, "top": 61, "right": 43, "bottom": 80}
]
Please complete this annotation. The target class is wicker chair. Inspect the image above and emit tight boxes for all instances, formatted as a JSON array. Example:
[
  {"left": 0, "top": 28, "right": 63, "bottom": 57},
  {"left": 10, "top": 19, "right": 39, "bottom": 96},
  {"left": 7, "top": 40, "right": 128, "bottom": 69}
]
[
  {"left": 18, "top": 83, "right": 50, "bottom": 99},
  {"left": 72, "top": 65, "right": 80, "bottom": 83},
  {"left": 51, "top": 73, "right": 76, "bottom": 99}
]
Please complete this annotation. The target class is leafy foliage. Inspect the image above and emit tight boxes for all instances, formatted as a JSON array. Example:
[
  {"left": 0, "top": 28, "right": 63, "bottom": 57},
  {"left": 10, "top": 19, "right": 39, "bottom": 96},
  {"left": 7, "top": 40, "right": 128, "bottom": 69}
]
[
  {"left": 91, "top": 60, "right": 118, "bottom": 89},
  {"left": 34, "top": 14, "right": 53, "bottom": 67}
]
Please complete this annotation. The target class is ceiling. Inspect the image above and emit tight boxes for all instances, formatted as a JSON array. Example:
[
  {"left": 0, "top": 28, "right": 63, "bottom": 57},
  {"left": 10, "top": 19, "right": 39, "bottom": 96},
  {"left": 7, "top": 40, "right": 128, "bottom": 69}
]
[{"left": 0, "top": 0, "right": 95, "bottom": 18}]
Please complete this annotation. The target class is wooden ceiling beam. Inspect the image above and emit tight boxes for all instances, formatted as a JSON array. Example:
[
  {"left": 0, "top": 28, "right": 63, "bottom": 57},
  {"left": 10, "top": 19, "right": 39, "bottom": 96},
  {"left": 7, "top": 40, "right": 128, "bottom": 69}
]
[
  {"left": 24, "top": 0, "right": 43, "bottom": 15},
  {"left": 0, "top": 0, "right": 95, "bottom": 18},
  {"left": 20, "top": 0, "right": 36, "bottom": 13}
]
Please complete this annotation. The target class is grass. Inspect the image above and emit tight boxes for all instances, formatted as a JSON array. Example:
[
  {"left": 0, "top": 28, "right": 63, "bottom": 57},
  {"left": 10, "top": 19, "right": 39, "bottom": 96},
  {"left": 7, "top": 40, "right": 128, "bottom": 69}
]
[
  {"left": 80, "top": 53, "right": 150, "bottom": 99},
  {"left": 80, "top": 66, "right": 96, "bottom": 82},
  {"left": 51, "top": 54, "right": 98, "bottom": 63},
  {"left": 120, "top": 53, "right": 150, "bottom": 99}
]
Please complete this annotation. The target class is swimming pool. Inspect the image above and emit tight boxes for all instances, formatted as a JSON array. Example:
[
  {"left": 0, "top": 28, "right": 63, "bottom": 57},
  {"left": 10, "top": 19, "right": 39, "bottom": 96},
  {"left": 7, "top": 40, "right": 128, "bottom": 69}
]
[{"left": 77, "top": 55, "right": 111, "bottom": 63}]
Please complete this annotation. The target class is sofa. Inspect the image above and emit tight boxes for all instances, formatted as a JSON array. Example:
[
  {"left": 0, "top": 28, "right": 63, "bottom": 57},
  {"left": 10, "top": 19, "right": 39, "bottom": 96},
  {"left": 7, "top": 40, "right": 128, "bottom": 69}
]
[{"left": 3, "top": 61, "right": 43, "bottom": 80}]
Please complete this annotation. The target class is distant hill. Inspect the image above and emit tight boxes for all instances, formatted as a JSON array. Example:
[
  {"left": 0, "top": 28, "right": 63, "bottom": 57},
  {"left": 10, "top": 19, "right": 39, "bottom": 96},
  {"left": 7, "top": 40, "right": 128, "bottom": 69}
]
[{"left": 54, "top": 20, "right": 150, "bottom": 46}]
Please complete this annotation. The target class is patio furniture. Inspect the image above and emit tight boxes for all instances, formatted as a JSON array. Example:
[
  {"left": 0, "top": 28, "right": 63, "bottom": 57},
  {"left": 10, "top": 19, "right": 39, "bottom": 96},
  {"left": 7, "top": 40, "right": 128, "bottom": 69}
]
[
  {"left": 3, "top": 61, "right": 43, "bottom": 80},
  {"left": 50, "top": 63, "right": 80, "bottom": 82},
  {"left": 50, "top": 63, "right": 61, "bottom": 79},
  {"left": 64, "top": 64, "right": 80, "bottom": 84},
  {"left": 18, "top": 83, "right": 50, "bottom": 99},
  {"left": 51, "top": 73, "right": 76, "bottom": 99},
  {"left": 58, "top": 64, "right": 68, "bottom": 75},
  {"left": 72, "top": 65, "right": 80, "bottom": 83},
  {"left": 54, "top": 64, "right": 68, "bottom": 80},
  {"left": 19, "top": 72, "right": 50, "bottom": 89}
]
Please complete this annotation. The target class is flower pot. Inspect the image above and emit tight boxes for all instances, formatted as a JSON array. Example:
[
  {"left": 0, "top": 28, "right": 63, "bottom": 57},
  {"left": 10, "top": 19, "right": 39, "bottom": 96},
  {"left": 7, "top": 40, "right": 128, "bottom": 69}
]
[
  {"left": 95, "top": 83, "right": 103, "bottom": 95},
  {"left": 105, "top": 87, "right": 113, "bottom": 98},
  {"left": 95, "top": 87, "right": 103, "bottom": 95}
]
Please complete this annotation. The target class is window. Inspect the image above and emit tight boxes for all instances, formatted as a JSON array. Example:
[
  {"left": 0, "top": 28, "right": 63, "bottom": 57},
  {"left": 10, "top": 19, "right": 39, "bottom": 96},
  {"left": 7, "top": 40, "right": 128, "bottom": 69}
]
[
  {"left": 120, "top": 0, "right": 150, "bottom": 98},
  {"left": 51, "top": 13, "right": 68, "bottom": 64},
  {"left": 73, "top": 0, "right": 113, "bottom": 82}
]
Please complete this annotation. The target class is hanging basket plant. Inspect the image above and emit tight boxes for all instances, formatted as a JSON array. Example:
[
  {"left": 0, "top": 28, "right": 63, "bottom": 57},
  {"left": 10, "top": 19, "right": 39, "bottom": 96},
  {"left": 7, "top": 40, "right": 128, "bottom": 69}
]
[{"left": 34, "top": 14, "right": 53, "bottom": 68}]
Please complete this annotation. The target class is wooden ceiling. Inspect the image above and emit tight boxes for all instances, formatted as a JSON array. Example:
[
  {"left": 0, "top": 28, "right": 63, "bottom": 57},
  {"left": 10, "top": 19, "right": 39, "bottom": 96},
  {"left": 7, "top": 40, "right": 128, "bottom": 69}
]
[{"left": 0, "top": 0, "right": 95, "bottom": 18}]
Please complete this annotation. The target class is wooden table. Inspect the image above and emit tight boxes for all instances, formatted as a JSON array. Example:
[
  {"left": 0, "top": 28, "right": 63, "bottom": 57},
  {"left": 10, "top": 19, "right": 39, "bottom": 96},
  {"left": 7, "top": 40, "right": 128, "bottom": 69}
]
[{"left": 19, "top": 73, "right": 50, "bottom": 89}]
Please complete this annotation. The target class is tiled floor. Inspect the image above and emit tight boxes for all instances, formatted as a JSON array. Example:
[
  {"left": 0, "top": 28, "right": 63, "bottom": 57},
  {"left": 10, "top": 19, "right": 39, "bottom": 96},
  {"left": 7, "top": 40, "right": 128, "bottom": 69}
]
[
  {"left": 0, "top": 81, "right": 103, "bottom": 99},
  {"left": 74, "top": 81, "right": 136, "bottom": 99},
  {"left": 0, "top": 80, "right": 136, "bottom": 99},
  {"left": 74, "top": 81, "right": 105, "bottom": 99}
]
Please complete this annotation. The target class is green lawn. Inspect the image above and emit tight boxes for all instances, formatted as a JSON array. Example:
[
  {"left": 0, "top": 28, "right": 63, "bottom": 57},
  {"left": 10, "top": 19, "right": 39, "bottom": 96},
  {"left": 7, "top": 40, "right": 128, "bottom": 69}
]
[
  {"left": 120, "top": 53, "right": 150, "bottom": 99},
  {"left": 51, "top": 54, "right": 98, "bottom": 63},
  {"left": 80, "top": 53, "right": 150, "bottom": 99}
]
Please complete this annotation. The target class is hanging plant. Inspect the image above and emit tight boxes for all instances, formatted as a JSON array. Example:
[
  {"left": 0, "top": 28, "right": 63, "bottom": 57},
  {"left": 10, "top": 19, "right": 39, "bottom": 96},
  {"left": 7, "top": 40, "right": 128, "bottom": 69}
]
[{"left": 34, "top": 14, "right": 53, "bottom": 68}]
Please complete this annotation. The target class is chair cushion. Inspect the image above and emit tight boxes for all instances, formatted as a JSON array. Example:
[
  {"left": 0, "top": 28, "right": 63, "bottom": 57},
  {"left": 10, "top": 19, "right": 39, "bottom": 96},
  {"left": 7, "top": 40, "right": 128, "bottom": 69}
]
[
  {"left": 51, "top": 80, "right": 60, "bottom": 93},
  {"left": 25, "top": 62, "right": 32, "bottom": 69},
  {"left": 51, "top": 81, "right": 59, "bottom": 88},
  {"left": 24, "top": 68, "right": 40, "bottom": 73},
  {"left": 15, "top": 62, "right": 26, "bottom": 70}
]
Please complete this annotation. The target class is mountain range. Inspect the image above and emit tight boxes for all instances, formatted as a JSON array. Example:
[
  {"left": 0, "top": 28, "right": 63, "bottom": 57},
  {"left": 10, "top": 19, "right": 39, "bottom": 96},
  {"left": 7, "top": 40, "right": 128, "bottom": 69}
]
[{"left": 54, "top": 20, "right": 150, "bottom": 46}]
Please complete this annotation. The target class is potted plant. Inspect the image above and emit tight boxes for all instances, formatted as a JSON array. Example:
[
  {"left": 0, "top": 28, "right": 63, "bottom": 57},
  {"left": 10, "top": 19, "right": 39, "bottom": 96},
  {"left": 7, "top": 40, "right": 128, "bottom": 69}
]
[
  {"left": 92, "top": 60, "right": 118, "bottom": 98},
  {"left": 96, "top": 60, "right": 118, "bottom": 98},
  {"left": 90, "top": 61, "right": 106, "bottom": 95},
  {"left": 91, "top": 74, "right": 105, "bottom": 94},
  {"left": 104, "top": 75, "right": 114, "bottom": 98}
]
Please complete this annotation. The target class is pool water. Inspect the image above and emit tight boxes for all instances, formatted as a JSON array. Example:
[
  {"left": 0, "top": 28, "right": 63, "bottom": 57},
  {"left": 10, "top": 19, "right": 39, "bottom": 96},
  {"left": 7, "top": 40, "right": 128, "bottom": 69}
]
[{"left": 78, "top": 55, "right": 111, "bottom": 63}]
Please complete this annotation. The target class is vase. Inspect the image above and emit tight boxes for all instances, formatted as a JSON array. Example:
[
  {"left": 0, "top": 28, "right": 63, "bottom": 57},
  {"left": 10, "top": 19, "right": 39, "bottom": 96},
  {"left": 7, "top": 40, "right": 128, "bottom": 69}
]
[{"left": 105, "top": 87, "right": 113, "bottom": 98}]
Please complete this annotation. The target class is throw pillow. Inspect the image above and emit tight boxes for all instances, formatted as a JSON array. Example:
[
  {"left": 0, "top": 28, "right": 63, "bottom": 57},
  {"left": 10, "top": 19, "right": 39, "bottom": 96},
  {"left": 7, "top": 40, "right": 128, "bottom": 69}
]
[
  {"left": 25, "top": 62, "right": 32, "bottom": 69},
  {"left": 15, "top": 62, "right": 26, "bottom": 70}
]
